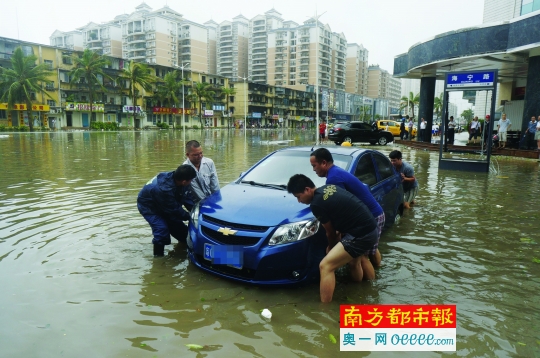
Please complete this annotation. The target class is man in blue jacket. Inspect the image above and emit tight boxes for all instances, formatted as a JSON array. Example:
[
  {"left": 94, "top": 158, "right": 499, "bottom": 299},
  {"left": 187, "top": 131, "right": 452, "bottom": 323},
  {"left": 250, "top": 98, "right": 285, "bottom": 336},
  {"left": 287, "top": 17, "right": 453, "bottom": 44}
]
[
  {"left": 137, "top": 165, "right": 197, "bottom": 257},
  {"left": 310, "top": 148, "right": 384, "bottom": 268}
]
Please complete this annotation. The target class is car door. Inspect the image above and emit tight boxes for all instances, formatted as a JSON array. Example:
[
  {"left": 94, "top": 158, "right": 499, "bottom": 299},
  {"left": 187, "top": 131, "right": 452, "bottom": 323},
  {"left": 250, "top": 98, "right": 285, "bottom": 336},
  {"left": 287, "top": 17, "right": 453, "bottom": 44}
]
[
  {"left": 371, "top": 152, "right": 403, "bottom": 224},
  {"left": 388, "top": 121, "right": 401, "bottom": 136},
  {"left": 352, "top": 122, "right": 373, "bottom": 143}
]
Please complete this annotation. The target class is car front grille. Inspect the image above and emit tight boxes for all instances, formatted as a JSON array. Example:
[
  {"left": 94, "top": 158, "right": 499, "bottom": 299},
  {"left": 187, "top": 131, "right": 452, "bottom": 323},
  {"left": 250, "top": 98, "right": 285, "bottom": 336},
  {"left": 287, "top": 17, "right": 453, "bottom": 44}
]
[
  {"left": 195, "top": 254, "right": 256, "bottom": 279},
  {"left": 201, "top": 226, "right": 262, "bottom": 246},
  {"left": 202, "top": 214, "right": 269, "bottom": 232}
]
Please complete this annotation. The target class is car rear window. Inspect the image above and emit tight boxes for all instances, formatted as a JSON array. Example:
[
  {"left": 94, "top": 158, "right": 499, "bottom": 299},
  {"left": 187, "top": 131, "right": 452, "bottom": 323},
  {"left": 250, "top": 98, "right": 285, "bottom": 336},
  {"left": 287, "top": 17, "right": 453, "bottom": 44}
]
[
  {"left": 334, "top": 123, "right": 349, "bottom": 129},
  {"left": 241, "top": 151, "right": 352, "bottom": 187}
]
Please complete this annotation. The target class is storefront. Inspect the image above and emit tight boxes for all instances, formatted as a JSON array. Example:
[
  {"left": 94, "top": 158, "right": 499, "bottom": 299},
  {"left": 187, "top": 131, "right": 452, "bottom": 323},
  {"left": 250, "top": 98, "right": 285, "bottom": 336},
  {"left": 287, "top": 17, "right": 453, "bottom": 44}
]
[
  {"left": 65, "top": 102, "right": 104, "bottom": 128},
  {"left": 0, "top": 103, "right": 51, "bottom": 128}
]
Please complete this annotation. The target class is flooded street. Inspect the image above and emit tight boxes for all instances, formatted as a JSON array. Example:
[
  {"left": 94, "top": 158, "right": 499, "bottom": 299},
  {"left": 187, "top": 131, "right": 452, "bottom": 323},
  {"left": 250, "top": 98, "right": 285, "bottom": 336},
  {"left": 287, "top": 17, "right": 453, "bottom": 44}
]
[{"left": 0, "top": 130, "right": 539, "bottom": 357}]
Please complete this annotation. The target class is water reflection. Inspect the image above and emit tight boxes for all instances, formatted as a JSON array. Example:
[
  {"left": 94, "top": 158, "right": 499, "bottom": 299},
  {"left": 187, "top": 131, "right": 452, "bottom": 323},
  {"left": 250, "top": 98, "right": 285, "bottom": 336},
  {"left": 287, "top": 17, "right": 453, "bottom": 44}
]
[{"left": 0, "top": 130, "right": 539, "bottom": 357}]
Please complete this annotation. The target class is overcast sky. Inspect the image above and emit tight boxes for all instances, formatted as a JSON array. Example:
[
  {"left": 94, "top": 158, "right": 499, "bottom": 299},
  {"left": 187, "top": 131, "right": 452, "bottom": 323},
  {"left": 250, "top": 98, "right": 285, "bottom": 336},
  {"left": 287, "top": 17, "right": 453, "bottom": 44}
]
[{"left": 3, "top": 0, "right": 484, "bottom": 113}]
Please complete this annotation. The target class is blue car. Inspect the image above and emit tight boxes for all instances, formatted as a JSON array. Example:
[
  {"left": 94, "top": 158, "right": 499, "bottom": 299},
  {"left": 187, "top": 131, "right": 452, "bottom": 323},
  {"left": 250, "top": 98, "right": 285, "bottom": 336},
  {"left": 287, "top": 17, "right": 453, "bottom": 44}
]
[{"left": 187, "top": 146, "right": 404, "bottom": 286}]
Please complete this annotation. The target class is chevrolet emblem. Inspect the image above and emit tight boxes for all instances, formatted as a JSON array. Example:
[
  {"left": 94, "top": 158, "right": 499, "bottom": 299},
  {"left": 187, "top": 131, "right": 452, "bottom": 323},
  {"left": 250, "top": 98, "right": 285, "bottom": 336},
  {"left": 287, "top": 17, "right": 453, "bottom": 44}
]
[{"left": 218, "top": 227, "right": 238, "bottom": 236}]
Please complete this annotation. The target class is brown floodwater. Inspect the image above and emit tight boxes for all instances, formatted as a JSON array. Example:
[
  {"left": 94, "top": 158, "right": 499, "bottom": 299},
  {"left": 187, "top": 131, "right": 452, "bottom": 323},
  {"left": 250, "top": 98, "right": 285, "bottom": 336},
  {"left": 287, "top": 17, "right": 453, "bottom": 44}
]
[{"left": 0, "top": 130, "right": 539, "bottom": 357}]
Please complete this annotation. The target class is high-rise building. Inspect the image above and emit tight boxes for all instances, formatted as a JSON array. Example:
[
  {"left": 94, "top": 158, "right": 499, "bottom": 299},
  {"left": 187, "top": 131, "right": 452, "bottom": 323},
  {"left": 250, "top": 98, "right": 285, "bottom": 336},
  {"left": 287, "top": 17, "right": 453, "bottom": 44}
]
[
  {"left": 204, "top": 20, "right": 218, "bottom": 75},
  {"left": 345, "top": 43, "right": 369, "bottom": 95},
  {"left": 49, "top": 30, "right": 84, "bottom": 51},
  {"left": 248, "top": 9, "right": 284, "bottom": 84},
  {"left": 121, "top": 4, "right": 182, "bottom": 67},
  {"left": 78, "top": 18, "right": 123, "bottom": 57},
  {"left": 179, "top": 19, "right": 213, "bottom": 73},
  {"left": 217, "top": 15, "right": 249, "bottom": 80},
  {"left": 267, "top": 18, "right": 346, "bottom": 91},
  {"left": 367, "top": 65, "right": 401, "bottom": 111}
]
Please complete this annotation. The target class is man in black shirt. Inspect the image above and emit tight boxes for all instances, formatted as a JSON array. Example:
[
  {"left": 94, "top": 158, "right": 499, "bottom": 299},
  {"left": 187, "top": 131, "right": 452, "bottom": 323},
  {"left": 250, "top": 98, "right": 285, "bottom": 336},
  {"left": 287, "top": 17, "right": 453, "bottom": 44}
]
[{"left": 287, "top": 174, "right": 378, "bottom": 303}]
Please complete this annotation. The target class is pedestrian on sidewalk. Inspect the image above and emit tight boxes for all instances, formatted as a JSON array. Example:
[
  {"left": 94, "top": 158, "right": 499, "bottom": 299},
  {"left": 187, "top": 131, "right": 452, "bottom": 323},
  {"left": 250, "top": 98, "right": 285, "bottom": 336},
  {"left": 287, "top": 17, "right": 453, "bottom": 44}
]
[
  {"left": 497, "top": 113, "right": 512, "bottom": 149},
  {"left": 468, "top": 116, "right": 481, "bottom": 144},
  {"left": 419, "top": 118, "right": 426, "bottom": 142},
  {"left": 447, "top": 116, "right": 456, "bottom": 144},
  {"left": 525, "top": 116, "right": 537, "bottom": 149}
]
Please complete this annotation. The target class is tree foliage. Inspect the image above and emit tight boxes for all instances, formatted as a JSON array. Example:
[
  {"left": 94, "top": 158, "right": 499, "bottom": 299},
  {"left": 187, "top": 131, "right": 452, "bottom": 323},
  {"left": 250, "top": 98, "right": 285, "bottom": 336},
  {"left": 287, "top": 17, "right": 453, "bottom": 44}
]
[{"left": 0, "top": 47, "right": 53, "bottom": 131}]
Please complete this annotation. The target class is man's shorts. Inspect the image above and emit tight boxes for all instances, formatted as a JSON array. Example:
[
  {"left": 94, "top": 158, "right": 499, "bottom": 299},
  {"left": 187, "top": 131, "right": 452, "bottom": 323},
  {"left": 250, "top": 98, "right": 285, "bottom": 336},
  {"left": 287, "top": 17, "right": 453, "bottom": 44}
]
[
  {"left": 499, "top": 131, "right": 508, "bottom": 142},
  {"left": 404, "top": 186, "right": 418, "bottom": 204},
  {"left": 340, "top": 228, "right": 378, "bottom": 258},
  {"left": 319, "top": 133, "right": 326, "bottom": 139}
]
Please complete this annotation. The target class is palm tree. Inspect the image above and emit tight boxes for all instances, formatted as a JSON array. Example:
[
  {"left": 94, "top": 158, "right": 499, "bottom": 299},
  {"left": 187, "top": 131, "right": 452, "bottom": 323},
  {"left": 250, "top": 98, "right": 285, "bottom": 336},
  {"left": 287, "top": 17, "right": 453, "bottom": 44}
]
[
  {"left": 220, "top": 86, "right": 236, "bottom": 128},
  {"left": 155, "top": 70, "right": 181, "bottom": 128},
  {"left": 118, "top": 61, "right": 155, "bottom": 129},
  {"left": 433, "top": 92, "right": 444, "bottom": 120},
  {"left": 68, "top": 49, "right": 111, "bottom": 126},
  {"left": 400, "top": 91, "right": 420, "bottom": 118},
  {"left": 191, "top": 82, "right": 216, "bottom": 128},
  {"left": 0, "top": 47, "right": 53, "bottom": 131},
  {"left": 359, "top": 105, "right": 371, "bottom": 122}
]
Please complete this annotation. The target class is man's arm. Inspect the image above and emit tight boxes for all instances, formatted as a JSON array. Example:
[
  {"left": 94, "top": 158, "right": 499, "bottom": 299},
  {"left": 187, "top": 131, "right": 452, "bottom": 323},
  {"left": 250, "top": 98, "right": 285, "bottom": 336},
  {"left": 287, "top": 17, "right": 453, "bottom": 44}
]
[
  {"left": 209, "top": 160, "right": 220, "bottom": 193},
  {"left": 321, "top": 221, "right": 339, "bottom": 250}
]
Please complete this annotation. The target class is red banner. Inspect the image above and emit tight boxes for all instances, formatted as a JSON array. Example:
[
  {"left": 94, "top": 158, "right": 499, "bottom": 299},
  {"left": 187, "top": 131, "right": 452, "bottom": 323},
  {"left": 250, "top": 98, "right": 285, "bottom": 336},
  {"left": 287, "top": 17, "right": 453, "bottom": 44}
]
[
  {"left": 152, "top": 107, "right": 197, "bottom": 115},
  {"left": 340, "top": 305, "right": 456, "bottom": 329}
]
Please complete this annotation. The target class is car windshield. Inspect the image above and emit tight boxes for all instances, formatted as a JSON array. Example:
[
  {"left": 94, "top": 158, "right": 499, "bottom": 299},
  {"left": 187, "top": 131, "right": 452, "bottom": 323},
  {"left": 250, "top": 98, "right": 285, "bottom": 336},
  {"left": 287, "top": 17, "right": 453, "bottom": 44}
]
[
  {"left": 241, "top": 151, "right": 352, "bottom": 187},
  {"left": 334, "top": 123, "right": 348, "bottom": 129}
]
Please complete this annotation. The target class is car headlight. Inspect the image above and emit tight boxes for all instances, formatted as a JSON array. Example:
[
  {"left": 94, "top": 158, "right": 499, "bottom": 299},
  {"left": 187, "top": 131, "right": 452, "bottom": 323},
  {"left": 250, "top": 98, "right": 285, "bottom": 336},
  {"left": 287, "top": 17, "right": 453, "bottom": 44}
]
[
  {"left": 190, "top": 202, "right": 200, "bottom": 230},
  {"left": 268, "top": 219, "right": 320, "bottom": 246}
]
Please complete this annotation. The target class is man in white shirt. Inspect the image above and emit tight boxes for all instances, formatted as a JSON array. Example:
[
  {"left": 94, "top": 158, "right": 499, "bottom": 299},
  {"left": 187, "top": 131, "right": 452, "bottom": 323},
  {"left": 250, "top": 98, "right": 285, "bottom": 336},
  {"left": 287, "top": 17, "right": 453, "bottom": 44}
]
[
  {"left": 419, "top": 118, "right": 427, "bottom": 142},
  {"left": 468, "top": 116, "right": 481, "bottom": 144},
  {"left": 183, "top": 140, "right": 220, "bottom": 209},
  {"left": 497, "top": 113, "right": 512, "bottom": 149},
  {"left": 407, "top": 118, "right": 414, "bottom": 140}
]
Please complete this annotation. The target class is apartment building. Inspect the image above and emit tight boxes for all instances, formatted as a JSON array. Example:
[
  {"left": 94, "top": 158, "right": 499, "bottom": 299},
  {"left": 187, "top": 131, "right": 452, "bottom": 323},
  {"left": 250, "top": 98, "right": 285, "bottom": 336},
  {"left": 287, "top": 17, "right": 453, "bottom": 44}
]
[
  {"left": 267, "top": 18, "right": 346, "bottom": 91},
  {"left": 204, "top": 20, "right": 218, "bottom": 75},
  {"left": 49, "top": 30, "right": 84, "bottom": 51},
  {"left": 367, "top": 65, "right": 402, "bottom": 111},
  {"left": 248, "top": 9, "right": 284, "bottom": 83},
  {"left": 78, "top": 18, "right": 123, "bottom": 57},
  {"left": 230, "top": 80, "right": 316, "bottom": 128},
  {"left": 345, "top": 43, "right": 369, "bottom": 95},
  {"left": 179, "top": 19, "right": 212, "bottom": 73},
  {"left": 121, "top": 4, "right": 182, "bottom": 67},
  {"left": 217, "top": 15, "right": 249, "bottom": 80}
]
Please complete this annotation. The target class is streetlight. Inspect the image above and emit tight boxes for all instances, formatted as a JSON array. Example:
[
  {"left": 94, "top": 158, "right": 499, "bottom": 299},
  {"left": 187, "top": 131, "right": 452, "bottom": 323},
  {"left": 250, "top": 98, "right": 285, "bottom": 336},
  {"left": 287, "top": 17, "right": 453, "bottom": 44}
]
[
  {"left": 177, "top": 62, "right": 190, "bottom": 135},
  {"left": 310, "top": 10, "right": 326, "bottom": 145},
  {"left": 238, "top": 74, "right": 250, "bottom": 139}
]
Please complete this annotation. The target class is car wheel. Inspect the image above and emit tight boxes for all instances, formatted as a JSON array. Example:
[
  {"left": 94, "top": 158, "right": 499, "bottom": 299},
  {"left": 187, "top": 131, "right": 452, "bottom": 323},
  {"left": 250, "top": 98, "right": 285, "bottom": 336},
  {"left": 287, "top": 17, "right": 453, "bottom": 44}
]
[
  {"left": 377, "top": 136, "right": 388, "bottom": 146},
  {"left": 344, "top": 136, "right": 353, "bottom": 143}
]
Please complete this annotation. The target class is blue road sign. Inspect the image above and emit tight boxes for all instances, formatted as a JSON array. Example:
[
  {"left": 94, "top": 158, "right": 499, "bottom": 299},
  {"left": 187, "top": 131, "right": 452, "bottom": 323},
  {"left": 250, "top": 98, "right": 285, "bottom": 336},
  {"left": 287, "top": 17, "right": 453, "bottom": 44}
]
[{"left": 446, "top": 72, "right": 495, "bottom": 88}]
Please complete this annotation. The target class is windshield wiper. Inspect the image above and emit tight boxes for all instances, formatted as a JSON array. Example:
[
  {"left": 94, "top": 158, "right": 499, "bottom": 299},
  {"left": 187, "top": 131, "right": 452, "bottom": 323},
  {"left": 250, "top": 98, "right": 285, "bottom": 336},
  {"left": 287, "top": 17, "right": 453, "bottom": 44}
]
[{"left": 241, "top": 180, "right": 287, "bottom": 190}]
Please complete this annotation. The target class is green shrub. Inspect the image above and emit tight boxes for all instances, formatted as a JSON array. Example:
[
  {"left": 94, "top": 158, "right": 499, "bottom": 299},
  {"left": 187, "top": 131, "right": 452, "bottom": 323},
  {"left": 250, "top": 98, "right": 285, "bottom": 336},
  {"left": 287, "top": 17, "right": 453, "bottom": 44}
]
[
  {"left": 18, "top": 125, "right": 29, "bottom": 132},
  {"left": 192, "top": 124, "right": 199, "bottom": 130},
  {"left": 0, "top": 125, "right": 6, "bottom": 132},
  {"left": 156, "top": 122, "right": 169, "bottom": 129}
]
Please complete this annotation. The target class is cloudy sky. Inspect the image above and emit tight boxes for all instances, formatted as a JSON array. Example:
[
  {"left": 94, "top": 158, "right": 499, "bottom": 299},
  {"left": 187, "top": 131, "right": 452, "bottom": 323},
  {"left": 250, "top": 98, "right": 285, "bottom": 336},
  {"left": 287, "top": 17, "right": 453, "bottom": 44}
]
[
  {"left": 3, "top": 0, "right": 485, "bottom": 71},
  {"left": 3, "top": 0, "right": 485, "bottom": 113}
]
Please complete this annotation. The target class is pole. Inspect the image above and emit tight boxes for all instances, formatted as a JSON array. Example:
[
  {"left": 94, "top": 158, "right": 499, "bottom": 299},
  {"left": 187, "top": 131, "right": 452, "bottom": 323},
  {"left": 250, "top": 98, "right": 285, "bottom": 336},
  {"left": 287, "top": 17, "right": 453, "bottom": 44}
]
[
  {"left": 315, "top": 12, "right": 319, "bottom": 145},
  {"left": 180, "top": 62, "right": 190, "bottom": 135},
  {"left": 238, "top": 74, "right": 250, "bottom": 140}
]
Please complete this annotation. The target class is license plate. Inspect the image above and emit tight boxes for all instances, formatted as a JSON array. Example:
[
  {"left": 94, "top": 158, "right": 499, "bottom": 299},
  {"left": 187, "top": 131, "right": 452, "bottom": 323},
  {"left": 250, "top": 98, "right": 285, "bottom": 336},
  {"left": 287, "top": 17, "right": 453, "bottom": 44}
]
[{"left": 204, "top": 243, "right": 243, "bottom": 269}]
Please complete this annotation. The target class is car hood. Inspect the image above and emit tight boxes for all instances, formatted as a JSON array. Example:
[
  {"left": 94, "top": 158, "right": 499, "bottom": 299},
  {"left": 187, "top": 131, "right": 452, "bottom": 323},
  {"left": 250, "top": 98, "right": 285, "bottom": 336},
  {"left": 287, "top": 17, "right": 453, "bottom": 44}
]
[{"left": 199, "top": 183, "right": 313, "bottom": 226}]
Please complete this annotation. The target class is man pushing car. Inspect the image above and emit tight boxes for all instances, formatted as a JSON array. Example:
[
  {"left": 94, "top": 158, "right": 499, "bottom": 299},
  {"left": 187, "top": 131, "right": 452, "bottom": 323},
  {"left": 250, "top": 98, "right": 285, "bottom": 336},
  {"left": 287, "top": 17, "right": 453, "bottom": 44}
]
[{"left": 287, "top": 174, "right": 378, "bottom": 303}]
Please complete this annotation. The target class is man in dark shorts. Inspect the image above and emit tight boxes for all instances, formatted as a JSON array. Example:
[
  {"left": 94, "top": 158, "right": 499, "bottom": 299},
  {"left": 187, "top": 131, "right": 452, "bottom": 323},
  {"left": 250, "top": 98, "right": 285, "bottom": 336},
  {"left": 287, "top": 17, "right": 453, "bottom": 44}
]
[
  {"left": 310, "top": 148, "right": 384, "bottom": 268},
  {"left": 287, "top": 174, "right": 378, "bottom": 303},
  {"left": 319, "top": 120, "right": 327, "bottom": 142}
]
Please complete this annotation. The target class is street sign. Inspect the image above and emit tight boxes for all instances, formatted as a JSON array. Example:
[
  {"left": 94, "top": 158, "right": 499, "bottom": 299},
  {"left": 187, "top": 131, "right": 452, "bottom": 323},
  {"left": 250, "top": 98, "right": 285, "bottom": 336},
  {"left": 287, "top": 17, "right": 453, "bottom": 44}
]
[{"left": 446, "top": 72, "right": 495, "bottom": 88}]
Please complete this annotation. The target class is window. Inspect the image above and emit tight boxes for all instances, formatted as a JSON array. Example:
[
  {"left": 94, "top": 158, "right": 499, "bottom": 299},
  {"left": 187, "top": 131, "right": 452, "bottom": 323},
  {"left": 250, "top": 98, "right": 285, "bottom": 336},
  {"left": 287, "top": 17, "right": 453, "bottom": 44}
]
[
  {"left": 202, "top": 76, "right": 206, "bottom": 83},
  {"left": 46, "top": 82, "right": 54, "bottom": 90},
  {"left": 47, "top": 100, "right": 56, "bottom": 107},
  {"left": 372, "top": 153, "right": 394, "bottom": 182},
  {"left": 44, "top": 60, "right": 53, "bottom": 69},
  {"left": 354, "top": 154, "right": 377, "bottom": 187}
]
